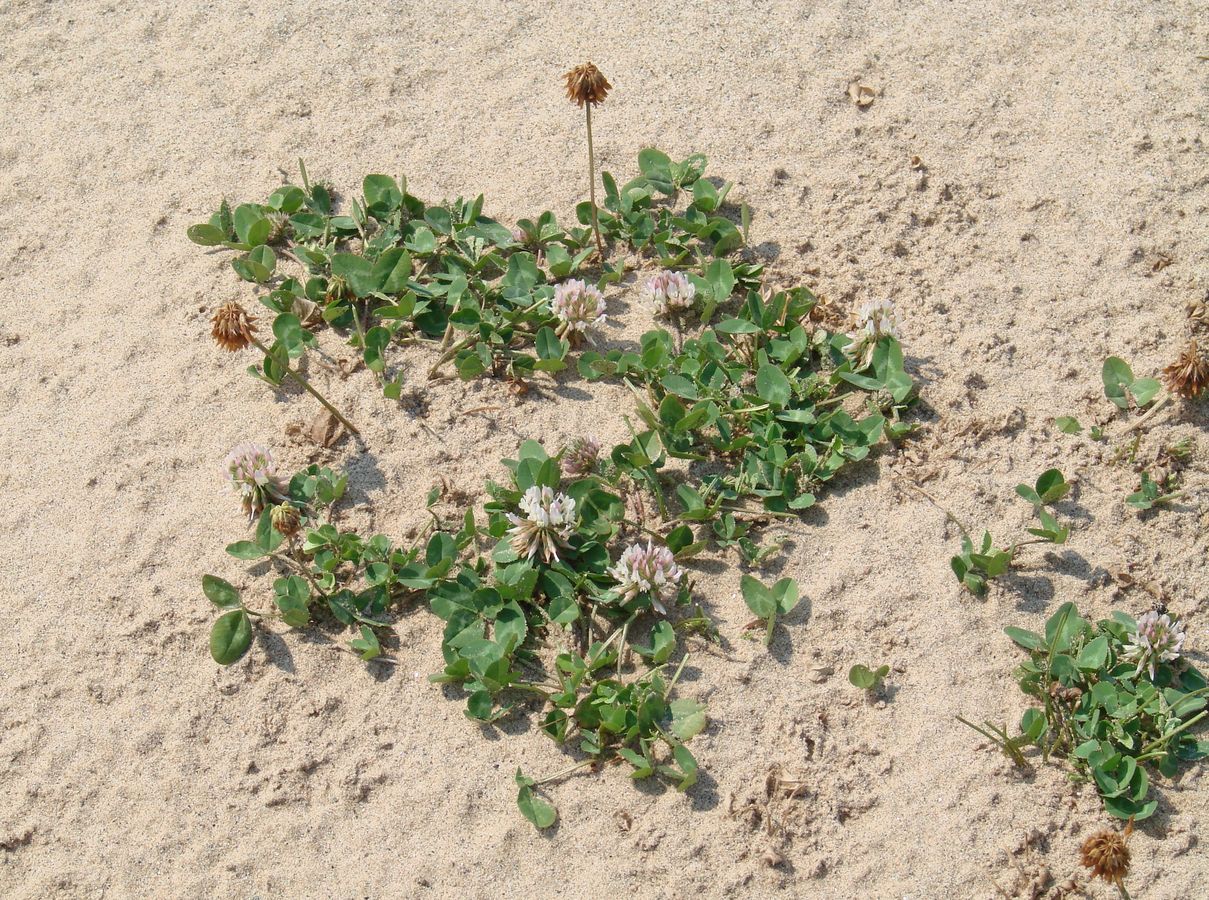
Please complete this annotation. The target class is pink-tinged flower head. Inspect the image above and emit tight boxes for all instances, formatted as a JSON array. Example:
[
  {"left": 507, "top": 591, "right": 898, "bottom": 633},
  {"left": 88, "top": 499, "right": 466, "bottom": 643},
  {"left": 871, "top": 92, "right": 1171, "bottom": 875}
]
[
  {"left": 506, "top": 485, "right": 577, "bottom": 564},
  {"left": 551, "top": 279, "right": 606, "bottom": 341},
  {"left": 224, "top": 442, "right": 288, "bottom": 522},
  {"left": 642, "top": 271, "right": 696, "bottom": 316},
  {"left": 608, "top": 540, "right": 684, "bottom": 615},
  {"left": 1124, "top": 611, "right": 1186, "bottom": 680},
  {"left": 561, "top": 436, "right": 602, "bottom": 477}
]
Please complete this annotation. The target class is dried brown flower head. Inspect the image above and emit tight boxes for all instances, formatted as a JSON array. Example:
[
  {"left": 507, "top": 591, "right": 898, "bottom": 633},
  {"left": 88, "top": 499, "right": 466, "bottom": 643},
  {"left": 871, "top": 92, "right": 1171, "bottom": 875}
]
[
  {"left": 1162, "top": 339, "right": 1209, "bottom": 399},
  {"left": 211, "top": 301, "right": 257, "bottom": 352},
  {"left": 1080, "top": 822, "right": 1131, "bottom": 887},
  {"left": 563, "top": 62, "right": 611, "bottom": 107},
  {"left": 270, "top": 502, "right": 303, "bottom": 537},
  {"left": 1187, "top": 297, "right": 1209, "bottom": 332}
]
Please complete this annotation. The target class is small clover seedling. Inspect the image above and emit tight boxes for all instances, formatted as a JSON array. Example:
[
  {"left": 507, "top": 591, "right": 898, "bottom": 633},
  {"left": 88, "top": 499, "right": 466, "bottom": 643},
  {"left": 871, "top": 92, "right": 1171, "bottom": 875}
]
[
  {"left": 1102, "top": 356, "right": 1161, "bottom": 411},
  {"left": 848, "top": 663, "right": 889, "bottom": 692},
  {"left": 1126, "top": 472, "right": 1182, "bottom": 510},
  {"left": 1015, "top": 467, "right": 1070, "bottom": 506},
  {"left": 741, "top": 575, "right": 801, "bottom": 646},
  {"left": 950, "top": 531, "right": 1012, "bottom": 597},
  {"left": 1015, "top": 468, "right": 1071, "bottom": 545},
  {"left": 515, "top": 769, "right": 558, "bottom": 829}
]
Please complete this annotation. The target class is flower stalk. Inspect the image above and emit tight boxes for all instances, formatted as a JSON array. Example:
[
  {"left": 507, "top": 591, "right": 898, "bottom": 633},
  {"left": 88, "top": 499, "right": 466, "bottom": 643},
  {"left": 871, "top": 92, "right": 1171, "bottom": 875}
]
[
  {"left": 210, "top": 301, "right": 359, "bottom": 436},
  {"left": 563, "top": 62, "right": 612, "bottom": 258}
]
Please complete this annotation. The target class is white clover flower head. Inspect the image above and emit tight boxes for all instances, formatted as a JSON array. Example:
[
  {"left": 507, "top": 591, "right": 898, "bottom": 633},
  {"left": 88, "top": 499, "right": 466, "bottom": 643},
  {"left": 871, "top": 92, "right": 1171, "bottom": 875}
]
[
  {"left": 608, "top": 540, "right": 685, "bottom": 615},
  {"left": 224, "top": 442, "right": 287, "bottom": 522},
  {"left": 506, "top": 485, "right": 577, "bottom": 563},
  {"left": 551, "top": 279, "right": 606, "bottom": 341},
  {"left": 856, "top": 299, "right": 900, "bottom": 342},
  {"left": 642, "top": 271, "right": 696, "bottom": 316},
  {"left": 1124, "top": 610, "right": 1186, "bottom": 680},
  {"left": 860, "top": 298, "right": 899, "bottom": 341},
  {"left": 510, "top": 225, "right": 526, "bottom": 245},
  {"left": 846, "top": 298, "right": 901, "bottom": 366},
  {"left": 561, "top": 436, "right": 602, "bottom": 477}
]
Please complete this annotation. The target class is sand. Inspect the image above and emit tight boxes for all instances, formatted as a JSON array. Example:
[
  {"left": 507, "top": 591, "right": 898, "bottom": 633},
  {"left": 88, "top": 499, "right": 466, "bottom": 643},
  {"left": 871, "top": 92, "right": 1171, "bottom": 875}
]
[{"left": 1, "top": 1, "right": 1207, "bottom": 897}]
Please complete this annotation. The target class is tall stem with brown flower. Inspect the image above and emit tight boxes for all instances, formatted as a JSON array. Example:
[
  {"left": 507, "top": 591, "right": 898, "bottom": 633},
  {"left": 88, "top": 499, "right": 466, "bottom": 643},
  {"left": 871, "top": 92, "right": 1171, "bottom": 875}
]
[
  {"left": 563, "top": 62, "right": 611, "bottom": 258},
  {"left": 211, "top": 301, "right": 360, "bottom": 436},
  {"left": 586, "top": 103, "right": 602, "bottom": 256}
]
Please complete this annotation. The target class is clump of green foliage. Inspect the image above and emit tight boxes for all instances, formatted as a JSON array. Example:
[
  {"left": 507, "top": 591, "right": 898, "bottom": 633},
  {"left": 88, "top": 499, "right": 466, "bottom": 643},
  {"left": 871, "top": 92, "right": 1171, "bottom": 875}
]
[
  {"left": 195, "top": 147, "right": 920, "bottom": 829},
  {"left": 205, "top": 439, "right": 713, "bottom": 826},
  {"left": 188, "top": 151, "right": 760, "bottom": 395},
  {"left": 950, "top": 468, "right": 1071, "bottom": 596},
  {"left": 965, "top": 602, "right": 1205, "bottom": 821}
]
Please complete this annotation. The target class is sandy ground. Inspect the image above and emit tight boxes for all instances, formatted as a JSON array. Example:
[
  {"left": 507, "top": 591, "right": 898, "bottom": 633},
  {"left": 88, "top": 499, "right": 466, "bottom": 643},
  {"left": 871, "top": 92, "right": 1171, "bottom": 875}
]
[{"left": 2, "top": 1, "right": 1207, "bottom": 897}]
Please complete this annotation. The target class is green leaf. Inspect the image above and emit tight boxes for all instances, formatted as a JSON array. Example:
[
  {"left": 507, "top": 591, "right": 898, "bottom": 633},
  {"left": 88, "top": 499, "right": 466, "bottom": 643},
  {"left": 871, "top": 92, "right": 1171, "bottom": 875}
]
[
  {"left": 1035, "top": 469, "right": 1069, "bottom": 503},
  {"left": 232, "top": 204, "right": 267, "bottom": 244},
  {"left": 633, "top": 620, "right": 676, "bottom": 664},
  {"left": 210, "top": 609, "right": 253, "bottom": 665},
  {"left": 740, "top": 574, "right": 776, "bottom": 619},
  {"left": 1076, "top": 634, "right": 1109, "bottom": 671},
  {"left": 848, "top": 664, "right": 888, "bottom": 690},
  {"left": 372, "top": 247, "right": 412, "bottom": 294},
  {"left": 1015, "top": 484, "right": 1042, "bottom": 505},
  {"left": 272, "top": 575, "right": 310, "bottom": 628},
  {"left": 1055, "top": 416, "right": 1083, "bottom": 434},
  {"left": 362, "top": 326, "right": 391, "bottom": 373},
  {"left": 670, "top": 698, "right": 707, "bottom": 741},
  {"left": 755, "top": 364, "right": 792, "bottom": 407},
  {"left": 225, "top": 540, "right": 267, "bottom": 560},
  {"left": 349, "top": 624, "right": 382, "bottom": 661},
  {"left": 1102, "top": 356, "right": 1134, "bottom": 409},
  {"left": 406, "top": 225, "right": 438, "bottom": 254},
  {"left": 272, "top": 313, "right": 305, "bottom": 352},
  {"left": 516, "top": 770, "right": 557, "bottom": 829},
  {"left": 363, "top": 174, "right": 402, "bottom": 210},
  {"left": 202, "top": 574, "right": 241, "bottom": 609},
  {"left": 692, "top": 178, "right": 719, "bottom": 211},
  {"left": 1004, "top": 626, "right": 1043, "bottom": 651},
  {"left": 715, "top": 318, "right": 762, "bottom": 335},
  {"left": 771, "top": 577, "right": 800, "bottom": 614},
  {"left": 637, "top": 147, "right": 674, "bottom": 193},
  {"left": 703, "top": 258, "right": 734, "bottom": 300},
  {"left": 1131, "top": 377, "right": 1160, "bottom": 407},
  {"left": 187, "top": 223, "right": 227, "bottom": 246},
  {"left": 330, "top": 253, "right": 378, "bottom": 297}
]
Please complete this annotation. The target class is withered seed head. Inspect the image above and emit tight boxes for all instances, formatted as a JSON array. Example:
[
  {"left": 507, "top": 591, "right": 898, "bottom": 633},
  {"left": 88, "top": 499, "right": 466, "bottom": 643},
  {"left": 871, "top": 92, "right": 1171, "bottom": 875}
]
[
  {"left": 1186, "top": 297, "right": 1209, "bottom": 332},
  {"left": 563, "top": 62, "right": 611, "bottom": 108},
  {"left": 211, "top": 301, "right": 257, "bottom": 352},
  {"left": 1080, "top": 823, "right": 1131, "bottom": 887},
  {"left": 1162, "top": 339, "right": 1209, "bottom": 399}
]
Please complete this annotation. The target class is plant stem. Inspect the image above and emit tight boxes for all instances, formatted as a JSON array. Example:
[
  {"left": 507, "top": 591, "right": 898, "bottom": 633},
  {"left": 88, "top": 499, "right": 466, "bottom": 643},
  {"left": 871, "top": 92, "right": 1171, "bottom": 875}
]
[
  {"left": 1137, "top": 710, "right": 1207, "bottom": 756},
  {"left": 586, "top": 104, "right": 604, "bottom": 257},
  {"left": 249, "top": 336, "right": 360, "bottom": 435},
  {"left": 1127, "top": 392, "right": 1172, "bottom": 433},
  {"left": 664, "top": 652, "right": 692, "bottom": 699},
  {"left": 535, "top": 757, "right": 596, "bottom": 786},
  {"left": 428, "top": 334, "right": 477, "bottom": 379},
  {"left": 619, "top": 517, "right": 665, "bottom": 541},
  {"left": 616, "top": 621, "right": 629, "bottom": 679}
]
